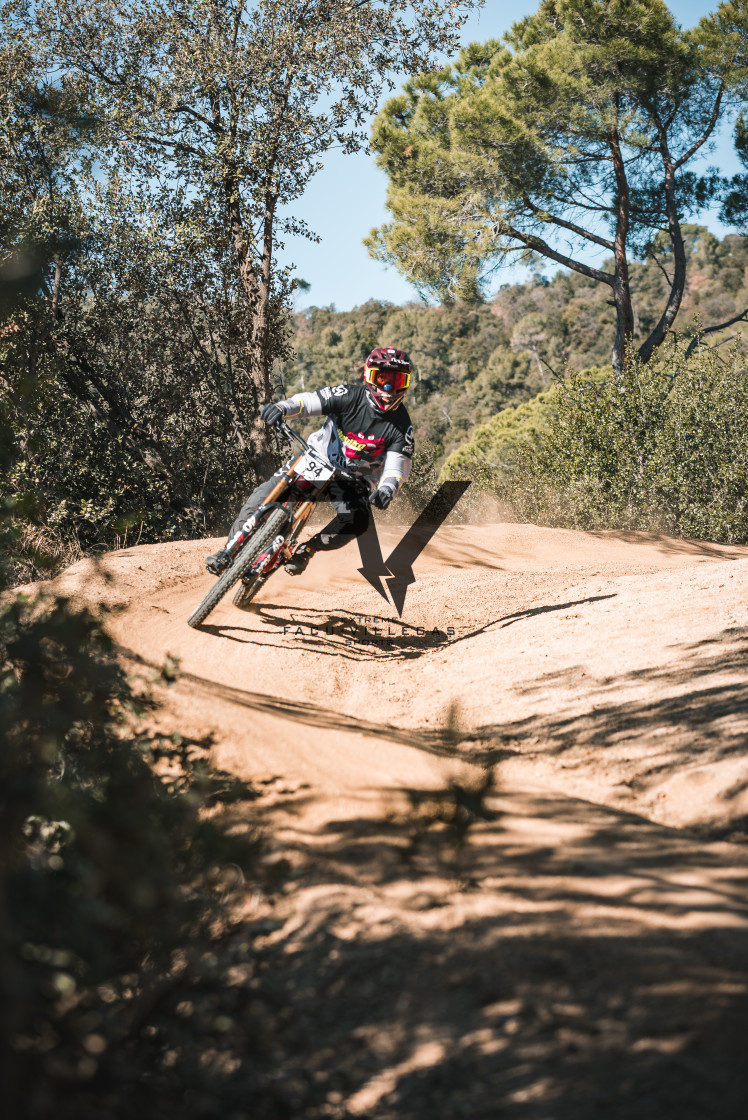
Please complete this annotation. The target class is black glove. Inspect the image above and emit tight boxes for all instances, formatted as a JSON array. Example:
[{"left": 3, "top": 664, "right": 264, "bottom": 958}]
[
  {"left": 261, "top": 402, "right": 284, "bottom": 427},
  {"left": 371, "top": 486, "right": 395, "bottom": 510}
]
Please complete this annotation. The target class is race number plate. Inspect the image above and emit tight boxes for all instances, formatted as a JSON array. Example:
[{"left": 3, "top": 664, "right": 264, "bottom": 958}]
[{"left": 297, "top": 450, "right": 333, "bottom": 482}]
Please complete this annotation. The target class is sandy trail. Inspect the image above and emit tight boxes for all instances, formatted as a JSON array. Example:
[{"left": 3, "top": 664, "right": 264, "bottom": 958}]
[
  {"left": 37, "top": 521, "right": 748, "bottom": 1116},
  {"left": 49, "top": 521, "right": 748, "bottom": 831}
]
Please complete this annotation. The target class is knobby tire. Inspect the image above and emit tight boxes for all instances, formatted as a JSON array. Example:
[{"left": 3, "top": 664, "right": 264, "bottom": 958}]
[
  {"left": 187, "top": 508, "right": 289, "bottom": 627},
  {"left": 233, "top": 573, "right": 266, "bottom": 609}
]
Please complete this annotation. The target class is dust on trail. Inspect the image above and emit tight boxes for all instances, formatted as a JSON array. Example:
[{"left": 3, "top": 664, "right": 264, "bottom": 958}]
[{"left": 33, "top": 523, "right": 748, "bottom": 1117}]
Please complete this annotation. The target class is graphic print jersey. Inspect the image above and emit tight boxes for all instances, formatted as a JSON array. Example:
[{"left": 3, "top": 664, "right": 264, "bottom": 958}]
[{"left": 278, "top": 383, "right": 414, "bottom": 491}]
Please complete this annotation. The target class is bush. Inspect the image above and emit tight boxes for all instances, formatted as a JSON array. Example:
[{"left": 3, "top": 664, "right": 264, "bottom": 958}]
[
  {"left": 0, "top": 593, "right": 267, "bottom": 1118},
  {"left": 439, "top": 385, "right": 560, "bottom": 487},
  {"left": 470, "top": 344, "right": 748, "bottom": 542}
]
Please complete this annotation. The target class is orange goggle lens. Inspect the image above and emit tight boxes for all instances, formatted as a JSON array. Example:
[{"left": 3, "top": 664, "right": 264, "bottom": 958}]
[{"left": 366, "top": 366, "right": 411, "bottom": 391}]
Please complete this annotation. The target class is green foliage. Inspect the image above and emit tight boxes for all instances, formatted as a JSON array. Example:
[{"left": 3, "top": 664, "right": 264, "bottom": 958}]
[
  {"left": 440, "top": 385, "right": 560, "bottom": 485},
  {"left": 480, "top": 344, "right": 748, "bottom": 542},
  {"left": 0, "top": 592, "right": 269, "bottom": 1118},
  {"left": 1, "top": 0, "right": 277, "bottom": 578},
  {"left": 289, "top": 226, "right": 748, "bottom": 472}
]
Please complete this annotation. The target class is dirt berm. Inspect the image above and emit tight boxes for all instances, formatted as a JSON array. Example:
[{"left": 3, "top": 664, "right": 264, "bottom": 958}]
[{"left": 35, "top": 522, "right": 748, "bottom": 1117}]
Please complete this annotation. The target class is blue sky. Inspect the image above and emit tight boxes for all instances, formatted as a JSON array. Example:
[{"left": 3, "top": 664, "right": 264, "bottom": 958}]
[{"left": 281, "top": 0, "right": 743, "bottom": 312}]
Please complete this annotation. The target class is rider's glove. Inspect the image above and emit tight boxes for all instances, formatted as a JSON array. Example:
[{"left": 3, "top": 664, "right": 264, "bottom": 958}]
[
  {"left": 371, "top": 485, "right": 396, "bottom": 510},
  {"left": 261, "top": 402, "right": 285, "bottom": 428}
]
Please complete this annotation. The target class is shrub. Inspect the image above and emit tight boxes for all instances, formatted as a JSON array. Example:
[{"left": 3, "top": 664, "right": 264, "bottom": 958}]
[
  {"left": 473, "top": 344, "right": 748, "bottom": 542},
  {"left": 439, "top": 385, "right": 560, "bottom": 487},
  {"left": 0, "top": 593, "right": 265, "bottom": 1118}
]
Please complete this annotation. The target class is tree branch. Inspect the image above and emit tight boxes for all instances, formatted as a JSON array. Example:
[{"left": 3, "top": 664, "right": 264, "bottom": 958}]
[
  {"left": 127, "top": 132, "right": 209, "bottom": 159},
  {"left": 494, "top": 221, "right": 614, "bottom": 285},
  {"left": 522, "top": 195, "right": 614, "bottom": 251},
  {"left": 171, "top": 103, "right": 223, "bottom": 133},
  {"left": 685, "top": 308, "right": 748, "bottom": 357},
  {"left": 231, "top": 0, "right": 246, "bottom": 56},
  {"left": 547, "top": 189, "right": 611, "bottom": 214},
  {"left": 673, "top": 85, "right": 724, "bottom": 171},
  {"left": 649, "top": 251, "right": 672, "bottom": 288},
  {"left": 638, "top": 111, "right": 688, "bottom": 362}
]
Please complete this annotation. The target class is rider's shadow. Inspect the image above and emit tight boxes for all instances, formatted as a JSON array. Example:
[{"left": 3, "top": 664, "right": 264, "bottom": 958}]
[{"left": 200, "top": 605, "right": 455, "bottom": 662}]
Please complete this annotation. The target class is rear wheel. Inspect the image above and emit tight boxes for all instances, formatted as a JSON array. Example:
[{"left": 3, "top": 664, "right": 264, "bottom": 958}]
[
  {"left": 232, "top": 572, "right": 266, "bottom": 609},
  {"left": 187, "top": 508, "right": 289, "bottom": 628}
]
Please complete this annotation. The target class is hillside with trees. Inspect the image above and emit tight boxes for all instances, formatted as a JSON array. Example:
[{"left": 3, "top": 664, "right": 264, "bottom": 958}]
[{"left": 286, "top": 225, "right": 748, "bottom": 465}]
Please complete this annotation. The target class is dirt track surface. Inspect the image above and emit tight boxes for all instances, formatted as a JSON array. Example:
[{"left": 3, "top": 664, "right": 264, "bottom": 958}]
[{"left": 36, "top": 522, "right": 748, "bottom": 1117}]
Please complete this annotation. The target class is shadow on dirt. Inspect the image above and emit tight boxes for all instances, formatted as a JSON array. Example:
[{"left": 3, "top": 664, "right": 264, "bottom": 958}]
[
  {"left": 196, "top": 607, "right": 455, "bottom": 661},
  {"left": 163, "top": 623, "right": 748, "bottom": 830},
  {"left": 175, "top": 669, "right": 505, "bottom": 761},
  {"left": 194, "top": 593, "right": 615, "bottom": 661},
  {"left": 242, "top": 788, "right": 748, "bottom": 1120},
  {"left": 588, "top": 529, "right": 748, "bottom": 561},
  {"left": 499, "top": 626, "right": 748, "bottom": 809},
  {"left": 110, "top": 650, "right": 748, "bottom": 1117}
]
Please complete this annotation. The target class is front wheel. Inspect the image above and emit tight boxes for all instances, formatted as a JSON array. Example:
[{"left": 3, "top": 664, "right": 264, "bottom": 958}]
[{"left": 187, "top": 508, "right": 289, "bottom": 628}]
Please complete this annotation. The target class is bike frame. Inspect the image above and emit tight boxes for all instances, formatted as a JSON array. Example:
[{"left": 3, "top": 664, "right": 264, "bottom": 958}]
[
  {"left": 228, "top": 422, "right": 365, "bottom": 571},
  {"left": 187, "top": 422, "right": 370, "bottom": 626}
]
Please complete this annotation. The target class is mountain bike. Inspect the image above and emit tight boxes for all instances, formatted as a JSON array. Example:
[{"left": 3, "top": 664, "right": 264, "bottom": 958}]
[{"left": 187, "top": 422, "right": 369, "bottom": 628}]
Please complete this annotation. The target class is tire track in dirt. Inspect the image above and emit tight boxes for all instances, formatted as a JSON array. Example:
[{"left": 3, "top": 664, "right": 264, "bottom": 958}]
[{"left": 45, "top": 521, "right": 748, "bottom": 834}]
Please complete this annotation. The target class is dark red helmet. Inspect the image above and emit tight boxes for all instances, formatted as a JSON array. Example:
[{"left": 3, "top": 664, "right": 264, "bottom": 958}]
[{"left": 363, "top": 347, "right": 412, "bottom": 412}]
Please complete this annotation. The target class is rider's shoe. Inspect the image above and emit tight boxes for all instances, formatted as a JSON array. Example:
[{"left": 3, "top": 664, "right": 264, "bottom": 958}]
[
  {"left": 285, "top": 543, "right": 315, "bottom": 576},
  {"left": 206, "top": 548, "right": 231, "bottom": 575}
]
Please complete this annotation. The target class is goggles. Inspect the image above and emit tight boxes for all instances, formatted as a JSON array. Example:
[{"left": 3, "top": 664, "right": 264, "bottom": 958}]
[{"left": 365, "top": 366, "right": 411, "bottom": 392}]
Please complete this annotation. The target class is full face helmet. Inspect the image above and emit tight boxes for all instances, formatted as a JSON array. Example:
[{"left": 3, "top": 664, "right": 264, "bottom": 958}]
[{"left": 363, "top": 347, "right": 412, "bottom": 412}]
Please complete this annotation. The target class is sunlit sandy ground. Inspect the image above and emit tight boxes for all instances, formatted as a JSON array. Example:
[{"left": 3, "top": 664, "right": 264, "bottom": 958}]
[{"left": 26, "top": 522, "right": 748, "bottom": 1117}]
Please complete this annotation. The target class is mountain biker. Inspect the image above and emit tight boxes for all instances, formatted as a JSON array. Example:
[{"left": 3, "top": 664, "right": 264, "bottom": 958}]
[{"left": 206, "top": 347, "right": 415, "bottom": 577}]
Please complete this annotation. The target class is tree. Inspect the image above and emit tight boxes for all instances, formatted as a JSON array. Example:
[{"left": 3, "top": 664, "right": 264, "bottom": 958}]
[
  {"left": 1, "top": 7, "right": 257, "bottom": 569},
  {"left": 2, "top": 0, "right": 482, "bottom": 577},
  {"left": 30, "top": 0, "right": 481, "bottom": 473},
  {"left": 367, "top": 0, "right": 748, "bottom": 378}
]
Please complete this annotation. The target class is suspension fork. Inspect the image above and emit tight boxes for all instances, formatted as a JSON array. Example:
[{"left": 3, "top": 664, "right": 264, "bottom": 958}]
[
  {"left": 285, "top": 500, "right": 315, "bottom": 548},
  {"left": 223, "top": 458, "right": 305, "bottom": 556},
  {"left": 228, "top": 460, "right": 333, "bottom": 559},
  {"left": 277, "top": 472, "right": 338, "bottom": 556},
  {"left": 286, "top": 474, "right": 336, "bottom": 548}
]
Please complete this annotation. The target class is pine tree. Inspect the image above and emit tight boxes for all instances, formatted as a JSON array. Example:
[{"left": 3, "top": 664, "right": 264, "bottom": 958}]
[{"left": 368, "top": 0, "right": 748, "bottom": 378}]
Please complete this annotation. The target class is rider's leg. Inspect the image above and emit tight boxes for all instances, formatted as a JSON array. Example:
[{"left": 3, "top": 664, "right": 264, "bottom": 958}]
[
  {"left": 228, "top": 472, "right": 285, "bottom": 539},
  {"left": 206, "top": 469, "right": 287, "bottom": 574},
  {"left": 286, "top": 481, "right": 370, "bottom": 575},
  {"left": 310, "top": 481, "right": 371, "bottom": 549}
]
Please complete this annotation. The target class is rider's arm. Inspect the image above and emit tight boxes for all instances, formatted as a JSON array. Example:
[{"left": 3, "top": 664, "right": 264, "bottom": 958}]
[
  {"left": 273, "top": 384, "right": 354, "bottom": 419},
  {"left": 378, "top": 449, "right": 412, "bottom": 498},
  {"left": 273, "top": 390, "right": 324, "bottom": 419}
]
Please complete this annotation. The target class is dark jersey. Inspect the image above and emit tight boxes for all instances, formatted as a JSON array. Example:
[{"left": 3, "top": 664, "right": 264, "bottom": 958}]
[
  {"left": 280, "top": 382, "right": 414, "bottom": 490},
  {"left": 317, "top": 383, "right": 413, "bottom": 461}
]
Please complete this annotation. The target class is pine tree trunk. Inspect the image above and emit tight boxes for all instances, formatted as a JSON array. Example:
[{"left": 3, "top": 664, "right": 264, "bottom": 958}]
[
  {"left": 612, "top": 267, "right": 635, "bottom": 381},
  {"left": 610, "top": 118, "right": 634, "bottom": 382}
]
